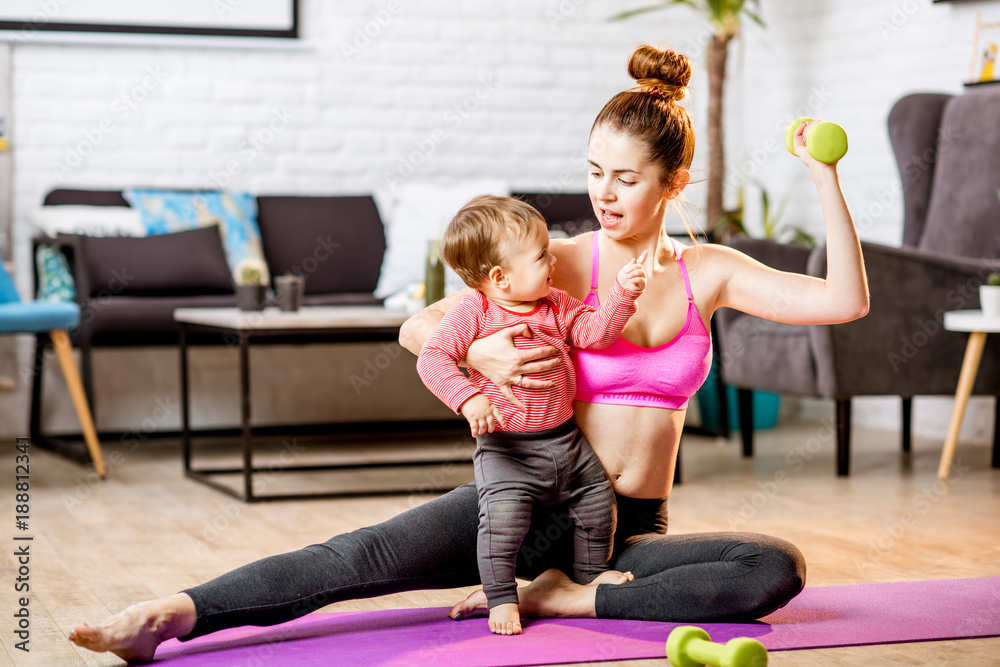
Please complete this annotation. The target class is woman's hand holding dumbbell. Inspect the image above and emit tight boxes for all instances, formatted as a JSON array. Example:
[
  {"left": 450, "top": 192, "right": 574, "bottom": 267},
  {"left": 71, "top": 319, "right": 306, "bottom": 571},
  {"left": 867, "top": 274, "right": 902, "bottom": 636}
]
[{"left": 785, "top": 116, "right": 848, "bottom": 168}]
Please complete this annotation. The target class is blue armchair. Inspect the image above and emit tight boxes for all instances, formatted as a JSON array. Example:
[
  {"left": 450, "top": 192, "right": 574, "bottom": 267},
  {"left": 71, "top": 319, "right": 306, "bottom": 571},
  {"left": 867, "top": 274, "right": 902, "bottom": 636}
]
[{"left": 0, "top": 260, "right": 105, "bottom": 476}]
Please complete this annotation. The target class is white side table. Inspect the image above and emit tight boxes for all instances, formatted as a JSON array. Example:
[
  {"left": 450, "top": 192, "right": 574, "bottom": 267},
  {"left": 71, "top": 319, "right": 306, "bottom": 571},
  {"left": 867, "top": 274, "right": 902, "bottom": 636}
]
[{"left": 938, "top": 309, "right": 1000, "bottom": 479}]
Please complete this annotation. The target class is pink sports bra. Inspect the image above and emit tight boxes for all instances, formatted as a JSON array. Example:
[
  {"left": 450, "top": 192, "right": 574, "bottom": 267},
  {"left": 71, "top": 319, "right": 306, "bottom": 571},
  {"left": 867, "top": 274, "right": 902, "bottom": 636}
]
[{"left": 571, "top": 232, "right": 713, "bottom": 410}]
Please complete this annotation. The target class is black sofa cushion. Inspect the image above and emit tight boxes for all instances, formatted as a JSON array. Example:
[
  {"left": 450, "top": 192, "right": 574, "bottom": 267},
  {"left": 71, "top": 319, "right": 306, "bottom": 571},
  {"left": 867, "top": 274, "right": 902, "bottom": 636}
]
[
  {"left": 44, "top": 189, "right": 130, "bottom": 207},
  {"left": 257, "top": 195, "right": 385, "bottom": 296},
  {"left": 79, "top": 294, "right": 238, "bottom": 344},
  {"left": 77, "top": 226, "right": 234, "bottom": 297}
]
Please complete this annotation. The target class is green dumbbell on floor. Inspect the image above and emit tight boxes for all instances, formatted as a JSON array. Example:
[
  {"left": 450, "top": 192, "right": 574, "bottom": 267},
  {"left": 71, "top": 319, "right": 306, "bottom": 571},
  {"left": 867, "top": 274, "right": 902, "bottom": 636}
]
[
  {"left": 785, "top": 116, "right": 848, "bottom": 164},
  {"left": 666, "top": 625, "right": 768, "bottom": 667}
]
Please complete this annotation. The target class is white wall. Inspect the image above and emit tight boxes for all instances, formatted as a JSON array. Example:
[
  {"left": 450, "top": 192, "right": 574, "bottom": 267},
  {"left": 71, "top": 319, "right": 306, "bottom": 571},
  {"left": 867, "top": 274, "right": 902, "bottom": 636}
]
[{"left": 0, "top": 0, "right": 995, "bottom": 445}]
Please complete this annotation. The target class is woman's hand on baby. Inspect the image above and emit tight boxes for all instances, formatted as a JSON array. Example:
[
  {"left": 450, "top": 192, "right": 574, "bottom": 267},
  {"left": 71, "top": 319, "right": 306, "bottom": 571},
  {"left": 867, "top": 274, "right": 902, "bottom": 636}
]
[
  {"left": 617, "top": 249, "right": 649, "bottom": 293},
  {"left": 460, "top": 394, "right": 506, "bottom": 437},
  {"left": 464, "top": 324, "right": 560, "bottom": 411}
]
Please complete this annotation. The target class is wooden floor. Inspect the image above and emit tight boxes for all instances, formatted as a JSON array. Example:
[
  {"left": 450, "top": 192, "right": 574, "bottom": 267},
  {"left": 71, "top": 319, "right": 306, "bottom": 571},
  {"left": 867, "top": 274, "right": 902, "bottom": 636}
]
[{"left": 1, "top": 411, "right": 998, "bottom": 666}]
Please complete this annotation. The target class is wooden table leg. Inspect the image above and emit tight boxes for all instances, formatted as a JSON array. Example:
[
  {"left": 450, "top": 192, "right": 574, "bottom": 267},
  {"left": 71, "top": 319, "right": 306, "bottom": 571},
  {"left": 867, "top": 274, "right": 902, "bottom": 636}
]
[
  {"left": 50, "top": 330, "right": 106, "bottom": 477},
  {"left": 938, "top": 331, "right": 988, "bottom": 480}
]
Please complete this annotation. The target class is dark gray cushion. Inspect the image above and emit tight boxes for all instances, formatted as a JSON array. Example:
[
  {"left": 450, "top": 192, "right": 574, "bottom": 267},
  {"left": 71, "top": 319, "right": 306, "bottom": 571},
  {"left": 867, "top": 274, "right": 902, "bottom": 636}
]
[
  {"left": 43, "top": 189, "right": 130, "bottom": 207},
  {"left": 887, "top": 93, "right": 951, "bottom": 248},
  {"left": 918, "top": 86, "right": 1000, "bottom": 258},
  {"left": 79, "top": 226, "right": 234, "bottom": 297},
  {"left": 80, "top": 294, "right": 237, "bottom": 341},
  {"left": 257, "top": 195, "right": 385, "bottom": 296}
]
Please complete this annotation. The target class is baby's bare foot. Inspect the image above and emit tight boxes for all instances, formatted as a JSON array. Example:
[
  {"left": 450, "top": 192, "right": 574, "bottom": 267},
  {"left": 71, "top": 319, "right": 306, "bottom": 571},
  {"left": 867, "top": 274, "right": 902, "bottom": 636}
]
[
  {"left": 448, "top": 567, "right": 617, "bottom": 622},
  {"left": 68, "top": 594, "right": 195, "bottom": 664},
  {"left": 488, "top": 603, "right": 522, "bottom": 635},
  {"left": 590, "top": 570, "right": 634, "bottom": 586}
]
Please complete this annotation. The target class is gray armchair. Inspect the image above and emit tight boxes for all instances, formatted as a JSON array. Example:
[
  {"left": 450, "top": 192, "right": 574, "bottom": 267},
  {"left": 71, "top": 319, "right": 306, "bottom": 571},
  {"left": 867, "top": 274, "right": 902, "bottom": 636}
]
[{"left": 716, "top": 87, "right": 1000, "bottom": 476}]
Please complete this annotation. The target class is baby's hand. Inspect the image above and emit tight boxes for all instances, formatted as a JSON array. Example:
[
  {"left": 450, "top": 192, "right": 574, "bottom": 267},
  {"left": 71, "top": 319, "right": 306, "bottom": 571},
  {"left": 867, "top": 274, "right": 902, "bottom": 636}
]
[
  {"left": 459, "top": 394, "right": 506, "bottom": 437},
  {"left": 617, "top": 249, "right": 648, "bottom": 293}
]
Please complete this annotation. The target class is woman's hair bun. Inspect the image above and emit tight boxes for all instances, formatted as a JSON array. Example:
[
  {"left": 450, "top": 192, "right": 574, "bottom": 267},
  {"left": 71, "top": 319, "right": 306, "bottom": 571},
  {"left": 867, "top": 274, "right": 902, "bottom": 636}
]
[{"left": 627, "top": 44, "right": 693, "bottom": 102}]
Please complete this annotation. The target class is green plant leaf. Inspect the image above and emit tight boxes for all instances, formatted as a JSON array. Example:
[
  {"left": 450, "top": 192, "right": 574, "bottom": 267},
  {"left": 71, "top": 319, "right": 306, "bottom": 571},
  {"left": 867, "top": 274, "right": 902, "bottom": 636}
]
[
  {"left": 787, "top": 228, "right": 817, "bottom": 247},
  {"left": 761, "top": 187, "right": 772, "bottom": 237},
  {"left": 743, "top": 9, "right": 765, "bottom": 27},
  {"left": 609, "top": 1, "right": 694, "bottom": 22}
]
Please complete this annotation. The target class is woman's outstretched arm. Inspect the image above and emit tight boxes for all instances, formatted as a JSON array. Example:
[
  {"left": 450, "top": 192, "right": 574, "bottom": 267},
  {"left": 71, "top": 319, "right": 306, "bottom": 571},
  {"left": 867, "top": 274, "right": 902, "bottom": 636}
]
[{"left": 713, "top": 121, "right": 870, "bottom": 325}]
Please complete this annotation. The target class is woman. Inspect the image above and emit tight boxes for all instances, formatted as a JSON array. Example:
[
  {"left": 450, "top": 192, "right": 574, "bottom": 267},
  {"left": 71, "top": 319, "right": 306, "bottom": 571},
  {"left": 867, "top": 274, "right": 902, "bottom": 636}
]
[{"left": 69, "top": 45, "right": 867, "bottom": 663}]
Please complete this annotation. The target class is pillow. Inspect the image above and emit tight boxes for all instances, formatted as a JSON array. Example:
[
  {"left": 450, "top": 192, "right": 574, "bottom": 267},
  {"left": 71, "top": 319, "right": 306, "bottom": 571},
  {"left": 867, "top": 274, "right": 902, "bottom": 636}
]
[
  {"left": 35, "top": 245, "right": 76, "bottom": 302},
  {"left": 79, "top": 226, "right": 234, "bottom": 296},
  {"left": 122, "top": 189, "right": 269, "bottom": 283},
  {"left": 374, "top": 180, "right": 509, "bottom": 299},
  {"left": 28, "top": 205, "right": 146, "bottom": 238}
]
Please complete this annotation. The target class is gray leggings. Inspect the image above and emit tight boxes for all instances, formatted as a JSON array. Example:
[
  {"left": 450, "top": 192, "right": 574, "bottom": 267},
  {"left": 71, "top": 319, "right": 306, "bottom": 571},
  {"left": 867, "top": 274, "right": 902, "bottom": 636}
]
[
  {"left": 179, "top": 483, "right": 806, "bottom": 640},
  {"left": 474, "top": 421, "right": 615, "bottom": 607}
]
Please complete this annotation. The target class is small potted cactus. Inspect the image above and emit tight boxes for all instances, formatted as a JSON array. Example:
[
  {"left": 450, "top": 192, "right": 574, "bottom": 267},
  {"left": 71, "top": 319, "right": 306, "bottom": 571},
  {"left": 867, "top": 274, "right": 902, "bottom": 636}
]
[
  {"left": 235, "top": 259, "right": 269, "bottom": 311},
  {"left": 981, "top": 272, "right": 1000, "bottom": 318}
]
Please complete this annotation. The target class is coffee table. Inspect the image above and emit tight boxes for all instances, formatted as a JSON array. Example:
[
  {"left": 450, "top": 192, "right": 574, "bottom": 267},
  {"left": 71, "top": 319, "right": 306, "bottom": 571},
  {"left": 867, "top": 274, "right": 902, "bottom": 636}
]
[
  {"left": 173, "top": 306, "right": 471, "bottom": 501},
  {"left": 938, "top": 309, "right": 1000, "bottom": 479}
]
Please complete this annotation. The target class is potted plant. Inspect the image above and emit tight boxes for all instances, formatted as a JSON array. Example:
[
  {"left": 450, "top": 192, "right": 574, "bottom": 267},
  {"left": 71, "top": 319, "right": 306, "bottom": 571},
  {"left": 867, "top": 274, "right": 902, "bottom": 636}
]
[
  {"left": 982, "top": 272, "right": 1000, "bottom": 318},
  {"left": 715, "top": 177, "right": 816, "bottom": 247},
  {"left": 235, "top": 259, "right": 268, "bottom": 312}
]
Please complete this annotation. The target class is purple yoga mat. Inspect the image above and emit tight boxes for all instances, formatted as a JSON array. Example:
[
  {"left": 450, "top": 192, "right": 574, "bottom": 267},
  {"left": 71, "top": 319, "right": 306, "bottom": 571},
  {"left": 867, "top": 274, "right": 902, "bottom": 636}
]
[{"left": 154, "top": 577, "right": 1000, "bottom": 666}]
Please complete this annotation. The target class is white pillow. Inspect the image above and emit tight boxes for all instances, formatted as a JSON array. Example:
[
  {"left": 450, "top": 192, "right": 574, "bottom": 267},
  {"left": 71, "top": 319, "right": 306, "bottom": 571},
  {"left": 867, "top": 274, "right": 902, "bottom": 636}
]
[
  {"left": 28, "top": 205, "right": 147, "bottom": 238},
  {"left": 374, "top": 180, "right": 510, "bottom": 299}
]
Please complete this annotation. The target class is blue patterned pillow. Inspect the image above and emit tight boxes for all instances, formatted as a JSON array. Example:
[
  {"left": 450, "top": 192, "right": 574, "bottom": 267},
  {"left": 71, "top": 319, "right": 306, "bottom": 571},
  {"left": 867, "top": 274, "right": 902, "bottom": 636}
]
[
  {"left": 122, "top": 189, "right": 269, "bottom": 283},
  {"left": 35, "top": 245, "right": 76, "bottom": 302}
]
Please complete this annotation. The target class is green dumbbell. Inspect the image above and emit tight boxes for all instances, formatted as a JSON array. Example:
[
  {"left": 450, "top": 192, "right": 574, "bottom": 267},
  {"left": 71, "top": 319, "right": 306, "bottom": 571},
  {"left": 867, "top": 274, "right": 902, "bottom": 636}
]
[
  {"left": 666, "top": 626, "right": 768, "bottom": 667},
  {"left": 784, "top": 116, "right": 848, "bottom": 164}
]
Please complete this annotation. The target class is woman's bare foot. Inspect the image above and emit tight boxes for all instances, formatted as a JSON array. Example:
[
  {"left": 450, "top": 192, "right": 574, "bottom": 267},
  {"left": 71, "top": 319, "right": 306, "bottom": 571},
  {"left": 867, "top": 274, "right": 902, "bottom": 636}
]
[
  {"left": 448, "top": 568, "right": 634, "bottom": 621},
  {"left": 67, "top": 593, "right": 196, "bottom": 664},
  {"left": 590, "top": 570, "right": 634, "bottom": 586},
  {"left": 488, "top": 603, "right": 522, "bottom": 635}
]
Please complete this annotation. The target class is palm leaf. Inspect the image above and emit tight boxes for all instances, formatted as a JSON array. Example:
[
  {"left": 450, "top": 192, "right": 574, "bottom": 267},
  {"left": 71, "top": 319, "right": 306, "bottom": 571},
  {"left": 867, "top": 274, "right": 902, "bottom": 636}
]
[
  {"left": 786, "top": 227, "right": 817, "bottom": 247},
  {"left": 613, "top": 0, "right": 765, "bottom": 30},
  {"left": 609, "top": 0, "right": 697, "bottom": 22}
]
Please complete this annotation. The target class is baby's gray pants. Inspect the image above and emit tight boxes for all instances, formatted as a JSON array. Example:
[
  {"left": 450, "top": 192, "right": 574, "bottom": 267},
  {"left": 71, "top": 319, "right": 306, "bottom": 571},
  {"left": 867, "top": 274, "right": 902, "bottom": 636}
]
[{"left": 474, "top": 418, "right": 615, "bottom": 608}]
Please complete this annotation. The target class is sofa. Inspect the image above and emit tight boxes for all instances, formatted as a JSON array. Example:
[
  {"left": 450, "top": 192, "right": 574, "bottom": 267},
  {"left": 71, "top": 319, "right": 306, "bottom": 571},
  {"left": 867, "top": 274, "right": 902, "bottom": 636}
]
[{"left": 32, "top": 188, "right": 600, "bottom": 441}]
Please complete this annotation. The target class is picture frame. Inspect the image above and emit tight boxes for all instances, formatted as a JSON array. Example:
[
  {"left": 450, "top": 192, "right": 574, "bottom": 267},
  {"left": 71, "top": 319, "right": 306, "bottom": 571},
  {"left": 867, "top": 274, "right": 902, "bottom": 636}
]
[
  {"left": 0, "top": 0, "right": 298, "bottom": 40},
  {"left": 967, "top": 11, "right": 1000, "bottom": 87}
]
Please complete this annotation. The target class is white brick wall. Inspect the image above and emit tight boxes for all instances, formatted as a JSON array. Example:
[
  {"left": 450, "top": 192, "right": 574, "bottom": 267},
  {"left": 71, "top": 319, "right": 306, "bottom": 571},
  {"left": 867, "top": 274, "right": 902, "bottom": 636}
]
[{"left": 0, "top": 0, "right": 995, "bottom": 446}]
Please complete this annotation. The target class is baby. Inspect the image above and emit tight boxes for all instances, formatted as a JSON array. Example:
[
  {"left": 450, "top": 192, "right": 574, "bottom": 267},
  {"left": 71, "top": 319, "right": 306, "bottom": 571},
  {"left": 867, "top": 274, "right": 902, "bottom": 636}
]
[{"left": 416, "top": 195, "right": 647, "bottom": 635}]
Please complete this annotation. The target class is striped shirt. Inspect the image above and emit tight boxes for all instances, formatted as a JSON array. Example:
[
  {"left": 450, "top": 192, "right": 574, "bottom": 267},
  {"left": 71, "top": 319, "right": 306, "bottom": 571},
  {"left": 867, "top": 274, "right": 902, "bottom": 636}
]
[{"left": 417, "top": 282, "right": 639, "bottom": 432}]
